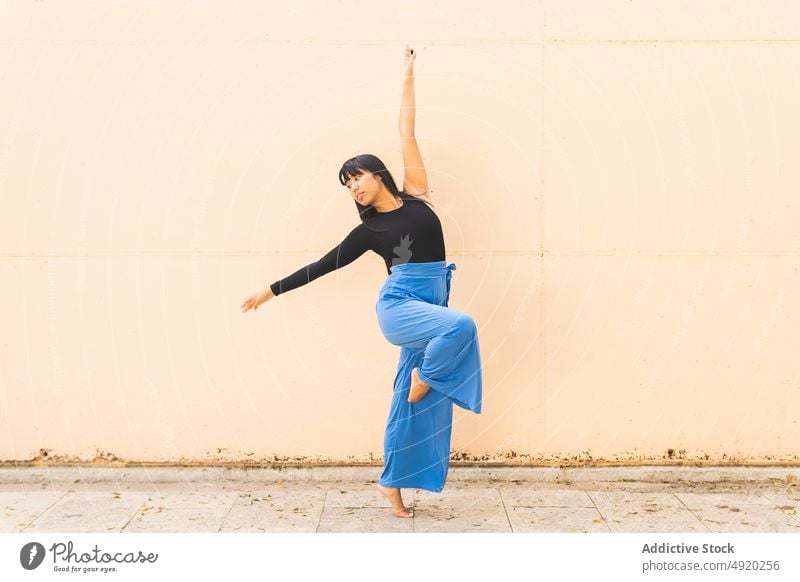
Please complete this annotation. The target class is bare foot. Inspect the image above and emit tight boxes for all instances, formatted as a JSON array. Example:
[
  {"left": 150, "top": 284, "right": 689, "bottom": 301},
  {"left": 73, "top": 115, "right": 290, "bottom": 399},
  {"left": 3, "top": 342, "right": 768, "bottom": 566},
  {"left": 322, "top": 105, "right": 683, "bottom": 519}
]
[
  {"left": 377, "top": 484, "right": 415, "bottom": 518},
  {"left": 408, "top": 367, "right": 430, "bottom": 403}
]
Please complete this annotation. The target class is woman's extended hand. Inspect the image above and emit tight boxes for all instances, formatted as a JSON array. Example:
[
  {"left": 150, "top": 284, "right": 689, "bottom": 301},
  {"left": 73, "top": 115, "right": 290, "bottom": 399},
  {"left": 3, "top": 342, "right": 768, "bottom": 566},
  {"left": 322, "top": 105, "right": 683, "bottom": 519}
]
[
  {"left": 241, "top": 287, "right": 274, "bottom": 313},
  {"left": 403, "top": 44, "right": 416, "bottom": 77}
]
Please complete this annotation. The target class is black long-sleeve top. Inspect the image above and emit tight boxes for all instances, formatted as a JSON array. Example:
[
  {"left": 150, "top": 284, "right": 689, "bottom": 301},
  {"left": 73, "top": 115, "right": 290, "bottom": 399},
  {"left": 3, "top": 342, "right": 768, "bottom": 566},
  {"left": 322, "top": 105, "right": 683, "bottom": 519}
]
[{"left": 269, "top": 192, "right": 445, "bottom": 296}]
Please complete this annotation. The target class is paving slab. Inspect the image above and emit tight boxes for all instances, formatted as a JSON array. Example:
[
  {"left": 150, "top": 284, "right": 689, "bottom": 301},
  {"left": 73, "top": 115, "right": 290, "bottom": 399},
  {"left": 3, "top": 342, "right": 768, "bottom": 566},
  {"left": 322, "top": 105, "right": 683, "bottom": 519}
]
[
  {"left": 325, "top": 485, "right": 413, "bottom": 508},
  {"left": 122, "top": 490, "right": 240, "bottom": 533},
  {"left": 506, "top": 506, "right": 609, "bottom": 533},
  {"left": 757, "top": 490, "right": 800, "bottom": 525},
  {"left": 499, "top": 485, "right": 595, "bottom": 507},
  {"left": 586, "top": 490, "right": 708, "bottom": 533},
  {"left": 221, "top": 490, "right": 326, "bottom": 533},
  {"left": 413, "top": 488, "right": 511, "bottom": 533},
  {"left": 675, "top": 492, "right": 800, "bottom": 533},
  {"left": 317, "top": 507, "right": 415, "bottom": 533},
  {"left": 23, "top": 490, "right": 150, "bottom": 533},
  {"left": 0, "top": 490, "right": 68, "bottom": 533}
]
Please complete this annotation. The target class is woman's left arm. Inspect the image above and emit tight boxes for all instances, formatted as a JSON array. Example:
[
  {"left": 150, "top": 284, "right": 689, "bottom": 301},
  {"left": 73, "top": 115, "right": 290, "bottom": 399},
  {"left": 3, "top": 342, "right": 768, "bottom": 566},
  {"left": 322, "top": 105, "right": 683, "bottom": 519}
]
[{"left": 399, "top": 45, "right": 430, "bottom": 199}]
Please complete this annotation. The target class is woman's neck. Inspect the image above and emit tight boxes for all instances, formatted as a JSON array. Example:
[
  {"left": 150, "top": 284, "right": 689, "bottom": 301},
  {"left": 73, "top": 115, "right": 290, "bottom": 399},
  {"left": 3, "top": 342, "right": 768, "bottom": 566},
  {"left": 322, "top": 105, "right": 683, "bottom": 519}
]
[{"left": 372, "top": 191, "right": 403, "bottom": 213}]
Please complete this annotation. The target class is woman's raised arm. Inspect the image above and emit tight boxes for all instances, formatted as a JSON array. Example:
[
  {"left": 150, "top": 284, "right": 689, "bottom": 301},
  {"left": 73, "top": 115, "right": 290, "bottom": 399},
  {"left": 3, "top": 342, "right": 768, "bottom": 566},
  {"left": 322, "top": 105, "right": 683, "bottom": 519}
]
[{"left": 399, "top": 45, "right": 430, "bottom": 199}]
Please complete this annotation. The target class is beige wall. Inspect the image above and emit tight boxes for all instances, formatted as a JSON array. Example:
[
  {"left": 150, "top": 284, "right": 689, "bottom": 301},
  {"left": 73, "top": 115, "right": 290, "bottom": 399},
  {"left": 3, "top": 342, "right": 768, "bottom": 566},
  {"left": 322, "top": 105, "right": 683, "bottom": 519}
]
[{"left": 1, "top": 1, "right": 798, "bottom": 465}]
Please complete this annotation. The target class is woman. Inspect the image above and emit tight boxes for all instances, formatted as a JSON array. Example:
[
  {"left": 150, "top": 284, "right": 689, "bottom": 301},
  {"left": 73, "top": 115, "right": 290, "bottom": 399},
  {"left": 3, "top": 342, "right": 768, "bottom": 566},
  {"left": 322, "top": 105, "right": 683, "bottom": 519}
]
[{"left": 241, "top": 46, "right": 483, "bottom": 519}]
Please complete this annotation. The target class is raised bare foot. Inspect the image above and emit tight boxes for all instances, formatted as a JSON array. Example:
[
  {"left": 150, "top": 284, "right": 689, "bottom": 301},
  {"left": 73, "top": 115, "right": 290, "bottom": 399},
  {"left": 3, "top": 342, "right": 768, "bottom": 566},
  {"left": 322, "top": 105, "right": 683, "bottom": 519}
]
[
  {"left": 408, "top": 367, "right": 430, "bottom": 403},
  {"left": 376, "top": 484, "right": 415, "bottom": 518}
]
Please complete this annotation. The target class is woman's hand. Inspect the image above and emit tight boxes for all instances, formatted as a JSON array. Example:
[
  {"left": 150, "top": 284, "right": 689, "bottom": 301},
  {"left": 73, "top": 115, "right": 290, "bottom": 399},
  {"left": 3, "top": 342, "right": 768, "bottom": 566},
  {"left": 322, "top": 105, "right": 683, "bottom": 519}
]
[
  {"left": 241, "top": 287, "right": 274, "bottom": 313},
  {"left": 403, "top": 44, "right": 415, "bottom": 77}
]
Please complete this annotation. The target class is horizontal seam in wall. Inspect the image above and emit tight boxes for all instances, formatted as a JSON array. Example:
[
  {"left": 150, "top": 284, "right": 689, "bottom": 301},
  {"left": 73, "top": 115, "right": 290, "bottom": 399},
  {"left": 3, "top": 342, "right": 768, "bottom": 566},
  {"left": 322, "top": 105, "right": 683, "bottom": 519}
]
[
  {"left": 2, "top": 251, "right": 799, "bottom": 258},
  {"left": 3, "top": 39, "right": 800, "bottom": 47}
]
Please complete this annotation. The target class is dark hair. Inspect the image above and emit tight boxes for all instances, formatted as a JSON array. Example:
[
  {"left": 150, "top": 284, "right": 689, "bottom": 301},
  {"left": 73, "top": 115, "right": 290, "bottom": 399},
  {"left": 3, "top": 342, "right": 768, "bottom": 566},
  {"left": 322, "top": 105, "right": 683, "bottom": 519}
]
[{"left": 338, "top": 153, "right": 434, "bottom": 231}]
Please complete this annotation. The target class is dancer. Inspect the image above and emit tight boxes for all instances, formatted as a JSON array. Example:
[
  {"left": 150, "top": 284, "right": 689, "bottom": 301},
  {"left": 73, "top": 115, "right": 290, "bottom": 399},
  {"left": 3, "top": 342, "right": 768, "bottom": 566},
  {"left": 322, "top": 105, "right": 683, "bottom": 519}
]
[{"left": 241, "top": 45, "right": 483, "bottom": 519}]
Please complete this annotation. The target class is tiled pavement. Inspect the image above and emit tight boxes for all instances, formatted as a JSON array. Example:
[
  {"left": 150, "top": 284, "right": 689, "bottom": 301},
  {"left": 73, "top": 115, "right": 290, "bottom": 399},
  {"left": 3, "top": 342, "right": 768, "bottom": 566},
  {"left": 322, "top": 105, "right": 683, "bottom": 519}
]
[{"left": 1, "top": 468, "right": 798, "bottom": 533}]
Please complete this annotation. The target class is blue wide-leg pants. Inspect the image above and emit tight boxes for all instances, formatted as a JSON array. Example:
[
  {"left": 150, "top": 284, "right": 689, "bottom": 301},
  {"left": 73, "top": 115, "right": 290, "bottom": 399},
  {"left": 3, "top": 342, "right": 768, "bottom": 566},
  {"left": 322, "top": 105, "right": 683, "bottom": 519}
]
[{"left": 375, "top": 261, "right": 482, "bottom": 493}]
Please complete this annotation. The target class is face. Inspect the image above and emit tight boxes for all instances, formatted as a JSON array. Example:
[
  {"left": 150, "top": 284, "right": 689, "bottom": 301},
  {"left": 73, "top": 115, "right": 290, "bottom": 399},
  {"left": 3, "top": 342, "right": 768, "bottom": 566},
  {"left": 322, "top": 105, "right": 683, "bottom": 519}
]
[{"left": 344, "top": 170, "right": 383, "bottom": 206}]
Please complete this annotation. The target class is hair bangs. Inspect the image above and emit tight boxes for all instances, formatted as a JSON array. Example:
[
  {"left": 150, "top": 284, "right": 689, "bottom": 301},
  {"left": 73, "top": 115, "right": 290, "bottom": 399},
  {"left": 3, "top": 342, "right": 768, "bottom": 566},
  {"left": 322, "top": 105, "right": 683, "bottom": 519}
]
[{"left": 338, "top": 159, "right": 367, "bottom": 186}]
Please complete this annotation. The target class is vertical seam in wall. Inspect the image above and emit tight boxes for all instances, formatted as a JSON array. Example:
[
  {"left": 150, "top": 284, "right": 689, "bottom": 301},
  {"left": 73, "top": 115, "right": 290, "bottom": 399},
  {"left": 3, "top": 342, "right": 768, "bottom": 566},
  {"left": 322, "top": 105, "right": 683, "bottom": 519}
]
[{"left": 540, "top": 1, "right": 546, "bottom": 440}]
